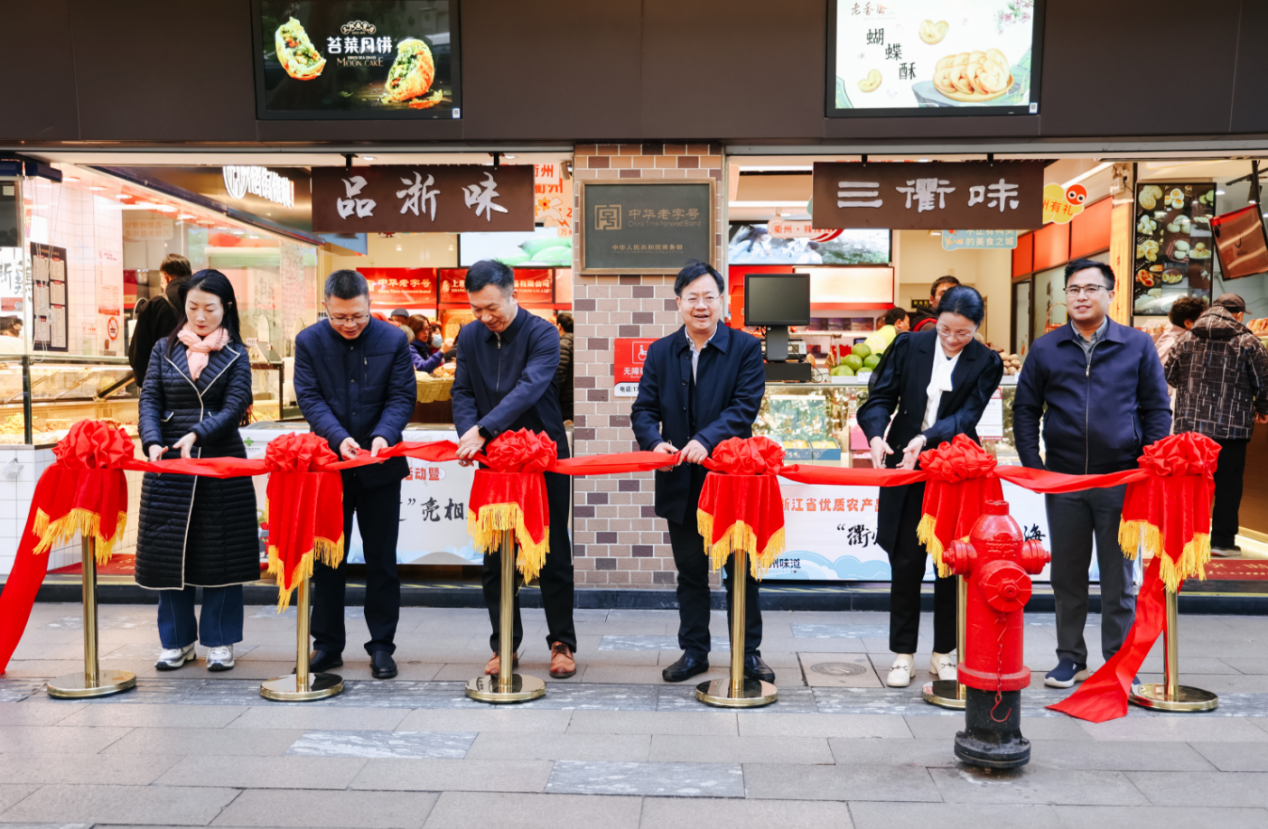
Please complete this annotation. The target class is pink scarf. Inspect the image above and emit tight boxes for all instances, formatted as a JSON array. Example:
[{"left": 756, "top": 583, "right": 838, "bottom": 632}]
[{"left": 176, "top": 325, "right": 230, "bottom": 381}]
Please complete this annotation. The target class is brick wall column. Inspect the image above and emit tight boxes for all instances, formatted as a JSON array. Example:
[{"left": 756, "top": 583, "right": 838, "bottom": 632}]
[{"left": 569, "top": 143, "right": 725, "bottom": 588}]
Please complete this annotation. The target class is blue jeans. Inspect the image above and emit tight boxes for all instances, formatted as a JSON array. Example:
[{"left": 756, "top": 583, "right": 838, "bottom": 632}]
[{"left": 156, "top": 586, "right": 244, "bottom": 649}]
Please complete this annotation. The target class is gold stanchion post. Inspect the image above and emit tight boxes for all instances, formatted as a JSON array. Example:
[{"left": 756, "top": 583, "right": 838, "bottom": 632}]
[
  {"left": 696, "top": 547, "right": 777, "bottom": 708},
  {"left": 1130, "top": 587, "right": 1217, "bottom": 712},
  {"left": 261, "top": 576, "right": 344, "bottom": 701},
  {"left": 467, "top": 529, "right": 546, "bottom": 703},
  {"left": 923, "top": 574, "right": 967, "bottom": 709},
  {"left": 48, "top": 537, "right": 136, "bottom": 698}
]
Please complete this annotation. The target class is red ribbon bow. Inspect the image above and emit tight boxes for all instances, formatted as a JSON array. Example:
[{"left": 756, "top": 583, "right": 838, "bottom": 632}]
[
  {"left": 54, "top": 420, "right": 134, "bottom": 470},
  {"left": 917, "top": 434, "right": 998, "bottom": 483},
  {"left": 707, "top": 436, "right": 786, "bottom": 476},
  {"left": 697, "top": 437, "right": 788, "bottom": 578},
  {"left": 1136, "top": 431, "right": 1220, "bottom": 479},
  {"left": 482, "top": 429, "right": 557, "bottom": 474},
  {"left": 916, "top": 435, "right": 1004, "bottom": 576},
  {"left": 262, "top": 432, "right": 345, "bottom": 610}
]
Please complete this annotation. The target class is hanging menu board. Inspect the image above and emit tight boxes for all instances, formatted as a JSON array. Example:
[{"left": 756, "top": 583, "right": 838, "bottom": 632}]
[
  {"left": 1131, "top": 183, "right": 1216, "bottom": 316},
  {"left": 30, "top": 243, "right": 68, "bottom": 353}
]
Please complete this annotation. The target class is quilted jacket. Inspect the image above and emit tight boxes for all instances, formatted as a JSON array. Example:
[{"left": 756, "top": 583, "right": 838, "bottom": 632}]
[{"left": 135, "top": 338, "right": 260, "bottom": 589}]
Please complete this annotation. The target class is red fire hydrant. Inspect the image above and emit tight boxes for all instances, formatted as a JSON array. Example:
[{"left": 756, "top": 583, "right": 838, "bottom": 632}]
[{"left": 941, "top": 499, "right": 1049, "bottom": 769}]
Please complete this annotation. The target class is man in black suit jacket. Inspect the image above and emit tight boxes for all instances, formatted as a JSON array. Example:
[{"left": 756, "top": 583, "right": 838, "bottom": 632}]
[
  {"left": 856, "top": 286, "right": 1003, "bottom": 688},
  {"left": 630, "top": 261, "right": 771, "bottom": 684}
]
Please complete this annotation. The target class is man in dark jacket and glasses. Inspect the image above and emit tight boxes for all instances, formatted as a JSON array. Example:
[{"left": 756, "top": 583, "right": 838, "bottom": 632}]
[{"left": 293, "top": 270, "right": 417, "bottom": 680}]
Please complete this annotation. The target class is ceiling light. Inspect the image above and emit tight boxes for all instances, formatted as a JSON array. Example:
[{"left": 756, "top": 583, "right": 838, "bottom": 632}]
[
  {"left": 178, "top": 214, "right": 196, "bottom": 220},
  {"left": 154, "top": 205, "right": 177, "bottom": 212},
  {"left": 729, "top": 200, "right": 812, "bottom": 208},
  {"left": 362, "top": 155, "right": 376, "bottom": 161},
  {"left": 736, "top": 165, "right": 814, "bottom": 173},
  {"left": 113, "top": 194, "right": 131, "bottom": 200},
  {"left": 505, "top": 154, "right": 516, "bottom": 159},
  {"left": 396, "top": 244, "right": 403, "bottom": 251},
  {"left": 1217, "top": 189, "right": 1226, "bottom": 195},
  {"left": 64, "top": 177, "right": 80, "bottom": 182},
  {"left": 1061, "top": 162, "right": 1113, "bottom": 189},
  {"left": 88, "top": 186, "right": 106, "bottom": 191}
]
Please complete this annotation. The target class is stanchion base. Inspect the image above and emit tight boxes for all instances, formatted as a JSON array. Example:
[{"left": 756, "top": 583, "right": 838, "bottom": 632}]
[
  {"left": 695, "top": 677, "right": 778, "bottom": 708},
  {"left": 260, "top": 673, "right": 344, "bottom": 702},
  {"left": 466, "top": 673, "right": 546, "bottom": 703},
  {"left": 922, "top": 679, "right": 967, "bottom": 710},
  {"left": 47, "top": 669, "right": 136, "bottom": 699},
  {"left": 1130, "top": 684, "right": 1218, "bottom": 712}
]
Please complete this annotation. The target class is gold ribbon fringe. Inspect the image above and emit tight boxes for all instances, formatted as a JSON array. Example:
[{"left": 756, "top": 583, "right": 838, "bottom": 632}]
[
  {"left": 32, "top": 507, "right": 128, "bottom": 563},
  {"left": 467, "top": 501, "right": 550, "bottom": 581},
  {"left": 1119, "top": 518, "right": 1208, "bottom": 593},
  {"left": 265, "top": 534, "right": 344, "bottom": 612},
  {"left": 696, "top": 510, "right": 785, "bottom": 580}
]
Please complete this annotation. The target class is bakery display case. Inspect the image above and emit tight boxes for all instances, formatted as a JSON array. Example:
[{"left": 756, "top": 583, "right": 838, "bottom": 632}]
[{"left": 0, "top": 356, "right": 139, "bottom": 446}]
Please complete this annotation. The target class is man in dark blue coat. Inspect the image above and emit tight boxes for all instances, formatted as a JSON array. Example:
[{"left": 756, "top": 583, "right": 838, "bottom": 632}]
[
  {"left": 293, "top": 270, "right": 417, "bottom": 680},
  {"left": 1014, "top": 259, "right": 1171, "bottom": 689},
  {"left": 630, "top": 261, "right": 771, "bottom": 684},
  {"left": 452, "top": 260, "right": 578, "bottom": 680}
]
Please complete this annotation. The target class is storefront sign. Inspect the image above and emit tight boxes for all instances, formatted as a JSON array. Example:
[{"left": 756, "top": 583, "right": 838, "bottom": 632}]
[
  {"left": 826, "top": 0, "right": 1042, "bottom": 117},
  {"left": 941, "top": 228, "right": 1018, "bottom": 251},
  {"left": 438, "top": 269, "right": 468, "bottom": 305},
  {"left": 312, "top": 166, "right": 535, "bottom": 233},
  {"left": 614, "top": 338, "right": 656, "bottom": 397},
  {"left": 255, "top": 1, "right": 461, "bottom": 120},
  {"left": 578, "top": 180, "right": 715, "bottom": 274},
  {"left": 513, "top": 270, "right": 554, "bottom": 304},
  {"left": 812, "top": 161, "right": 1043, "bottom": 230},
  {"left": 1041, "top": 183, "right": 1085, "bottom": 224},
  {"left": 223, "top": 166, "right": 296, "bottom": 209},
  {"left": 359, "top": 268, "right": 438, "bottom": 308},
  {"left": 767, "top": 219, "right": 838, "bottom": 239},
  {"left": 1132, "top": 182, "right": 1216, "bottom": 316}
]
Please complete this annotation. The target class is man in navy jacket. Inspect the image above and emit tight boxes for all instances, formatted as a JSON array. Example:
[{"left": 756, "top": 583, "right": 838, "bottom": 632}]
[
  {"left": 1014, "top": 259, "right": 1171, "bottom": 689},
  {"left": 293, "top": 270, "right": 417, "bottom": 680},
  {"left": 630, "top": 261, "right": 771, "bottom": 684},
  {"left": 452, "top": 260, "right": 578, "bottom": 680}
]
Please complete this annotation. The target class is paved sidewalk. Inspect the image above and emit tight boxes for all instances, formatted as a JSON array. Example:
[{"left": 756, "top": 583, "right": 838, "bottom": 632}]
[{"left": 2, "top": 603, "right": 1268, "bottom": 827}]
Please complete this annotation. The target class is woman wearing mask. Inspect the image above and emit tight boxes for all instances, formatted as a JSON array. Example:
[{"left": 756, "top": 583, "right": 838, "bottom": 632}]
[
  {"left": 136, "top": 270, "right": 259, "bottom": 672},
  {"left": 856, "top": 287, "right": 1003, "bottom": 688},
  {"left": 403, "top": 314, "right": 446, "bottom": 374}
]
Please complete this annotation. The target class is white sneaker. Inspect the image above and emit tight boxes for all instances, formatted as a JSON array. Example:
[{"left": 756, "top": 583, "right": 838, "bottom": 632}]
[
  {"left": 155, "top": 643, "right": 196, "bottom": 671},
  {"left": 931, "top": 652, "right": 957, "bottom": 682},
  {"left": 886, "top": 654, "right": 915, "bottom": 687},
  {"left": 206, "top": 645, "right": 235, "bottom": 672}
]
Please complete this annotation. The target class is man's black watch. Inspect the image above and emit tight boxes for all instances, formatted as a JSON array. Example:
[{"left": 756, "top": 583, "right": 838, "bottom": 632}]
[{"left": 478, "top": 425, "right": 494, "bottom": 441}]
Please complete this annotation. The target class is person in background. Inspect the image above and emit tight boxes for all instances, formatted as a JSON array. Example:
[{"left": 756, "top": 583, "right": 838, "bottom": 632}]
[
  {"left": 129, "top": 253, "right": 192, "bottom": 387},
  {"left": 136, "top": 270, "right": 257, "bottom": 673},
  {"left": 0, "top": 316, "right": 23, "bottom": 354},
  {"left": 1165, "top": 293, "right": 1268, "bottom": 557},
  {"left": 1014, "top": 259, "right": 1171, "bottom": 689},
  {"left": 406, "top": 315, "right": 435, "bottom": 359},
  {"left": 910, "top": 276, "right": 961, "bottom": 332},
  {"left": 294, "top": 270, "right": 417, "bottom": 680},
  {"left": 390, "top": 308, "right": 410, "bottom": 327},
  {"left": 630, "top": 261, "right": 772, "bottom": 685},
  {"left": 452, "top": 260, "right": 578, "bottom": 680},
  {"left": 1155, "top": 295, "right": 1206, "bottom": 369},
  {"left": 857, "top": 287, "right": 1003, "bottom": 687},
  {"left": 555, "top": 312, "right": 575, "bottom": 422},
  {"left": 863, "top": 306, "right": 910, "bottom": 354}
]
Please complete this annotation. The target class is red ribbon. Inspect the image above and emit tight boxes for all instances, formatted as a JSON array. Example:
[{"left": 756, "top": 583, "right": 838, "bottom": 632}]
[
  {"left": 697, "top": 437, "right": 788, "bottom": 577},
  {"left": 914, "top": 435, "right": 1005, "bottom": 576}
]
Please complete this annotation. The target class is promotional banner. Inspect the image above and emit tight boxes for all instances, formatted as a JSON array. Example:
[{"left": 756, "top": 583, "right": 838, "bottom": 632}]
[{"left": 1132, "top": 182, "right": 1216, "bottom": 315}]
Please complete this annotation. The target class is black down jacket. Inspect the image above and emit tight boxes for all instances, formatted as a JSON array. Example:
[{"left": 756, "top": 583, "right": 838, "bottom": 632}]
[{"left": 135, "top": 338, "right": 260, "bottom": 589}]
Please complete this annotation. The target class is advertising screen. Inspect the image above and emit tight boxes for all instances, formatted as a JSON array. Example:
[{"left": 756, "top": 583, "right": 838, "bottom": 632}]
[
  {"left": 827, "top": 0, "right": 1044, "bottom": 117},
  {"left": 255, "top": 0, "right": 460, "bottom": 119},
  {"left": 729, "top": 224, "right": 890, "bottom": 265},
  {"left": 459, "top": 227, "right": 573, "bottom": 268}
]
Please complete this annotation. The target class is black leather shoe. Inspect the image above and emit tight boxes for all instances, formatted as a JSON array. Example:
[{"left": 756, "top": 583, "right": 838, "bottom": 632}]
[
  {"left": 370, "top": 651, "right": 398, "bottom": 680},
  {"left": 308, "top": 649, "right": 343, "bottom": 673},
  {"left": 744, "top": 655, "right": 775, "bottom": 683},
  {"left": 662, "top": 653, "right": 709, "bottom": 683}
]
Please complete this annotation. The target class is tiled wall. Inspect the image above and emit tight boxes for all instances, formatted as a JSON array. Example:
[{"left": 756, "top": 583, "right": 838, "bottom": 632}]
[{"left": 570, "top": 144, "right": 725, "bottom": 588}]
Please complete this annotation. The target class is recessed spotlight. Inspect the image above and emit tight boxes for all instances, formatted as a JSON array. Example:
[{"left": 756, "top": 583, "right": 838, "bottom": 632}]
[
  {"left": 64, "top": 177, "right": 80, "bottom": 182},
  {"left": 362, "top": 156, "right": 377, "bottom": 161},
  {"left": 88, "top": 186, "right": 106, "bottom": 191},
  {"left": 154, "top": 205, "right": 177, "bottom": 212},
  {"left": 113, "top": 194, "right": 131, "bottom": 200},
  {"left": 505, "top": 154, "right": 517, "bottom": 159},
  {"left": 178, "top": 214, "right": 196, "bottom": 220},
  {"left": 1216, "top": 189, "right": 1226, "bottom": 195}
]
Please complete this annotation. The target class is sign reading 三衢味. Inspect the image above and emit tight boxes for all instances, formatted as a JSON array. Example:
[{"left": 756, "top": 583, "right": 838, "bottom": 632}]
[
  {"left": 255, "top": 0, "right": 461, "bottom": 120},
  {"left": 311, "top": 165, "right": 535, "bottom": 233},
  {"left": 811, "top": 161, "right": 1043, "bottom": 230},
  {"left": 578, "top": 181, "right": 715, "bottom": 274}
]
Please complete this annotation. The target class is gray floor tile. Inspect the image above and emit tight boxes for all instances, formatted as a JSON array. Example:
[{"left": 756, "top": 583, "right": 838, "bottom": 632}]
[
  {"left": 394, "top": 708, "right": 573, "bottom": 734},
  {"left": 1082, "top": 715, "right": 1268, "bottom": 742},
  {"left": 599, "top": 635, "right": 720, "bottom": 651},
  {"left": 905, "top": 715, "right": 1092, "bottom": 741},
  {"left": 1024, "top": 740, "right": 1216, "bottom": 771},
  {"left": 743, "top": 762, "right": 941, "bottom": 801},
  {"left": 546, "top": 759, "right": 744, "bottom": 797},
  {"left": 286, "top": 729, "right": 476, "bottom": 759},
  {"left": 930, "top": 765, "right": 1149, "bottom": 805},
  {"left": 1191, "top": 741, "right": 1268, "bottom": 771},
  {"left": 793, "top": 623, "right": 889, "bottom": 640},
  {"left": 830, "top": 738, "right": 959, "bottom": 767},
  {"left": 649, "top": 734, "right": 833, "bottom": 764},
  {"left": 421, "top": 791, "right": 642, "bottom": 829},
  {"left": 0, "top": 784, "right": 40, "bottom": 814},
  {"left": 212, "top": 788, "right": 437, "bottom": 828},
  {"left": 1053, "top": 805, "right": 1268, "bottom": 828},
  {"left": 0, "top": 784, "right": 239, "bottom": 826},
  {"left": 464, "top": 732, "right": 650, "bottom": 762},
  {"left": 737, "top": 712, "right": 909, "bottom": 738},
  {"left": 54, "top": 703, "right": 248, "bottom": 728},
  {"left": 849, "top": 802, "right": 1061, "bottom": 829},
  {"left": 0, "top": 752, "right": 181, "bottom": 785},
  {"left": 639, "top": 797, "right": 853, "bottom": 828},
  {"left": 350, "top": 758, "right": 553, "bottom": 793},
  {"left": 227, "top": 705, "right": 410, "bottom": 731},
  {"left": 567, "top": 710, "right": 737, "bottom": 736},
  {"left": 0, "top": 725, "right": 132, "bottom": 754},
  {"left": 103, "top": 726, "right": 308, "bottom": 756},
  {"left": 1127, "top": 771, "right": 1268, "bottom": 807},
  {"left": 154, "top": 754, "right": 368, "bottom": 789},
  {"left": 0, "top": 702, "right": 83, "bottom": 725}
]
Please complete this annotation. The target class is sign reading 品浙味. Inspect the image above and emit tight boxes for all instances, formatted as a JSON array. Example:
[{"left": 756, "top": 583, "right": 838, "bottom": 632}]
[
  {"left": 311, "top": 166, "right": 535, "bottom": 234},
  {"left": 811, "top": 161, "right": 1044, "bottom": 230},
  {"left": 579, "top": 181, "right": 715, "bottom": 274}
]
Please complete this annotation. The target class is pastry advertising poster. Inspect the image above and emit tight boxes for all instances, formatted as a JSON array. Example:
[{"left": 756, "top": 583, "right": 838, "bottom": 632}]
[
  {"left": 827, "top": 0, "right": 1043, "bottom": 116},
  {"left": 254, "top": 1, "right": 460, "bottom": 119},
  {"left": 1132, "top": 182, "right": 1216, "bottom": 315}
]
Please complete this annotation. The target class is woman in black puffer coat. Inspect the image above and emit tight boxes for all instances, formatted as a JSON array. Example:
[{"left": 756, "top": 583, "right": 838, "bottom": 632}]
[{"left": 136, "top": 270, "right": 259, "bottom": 673}]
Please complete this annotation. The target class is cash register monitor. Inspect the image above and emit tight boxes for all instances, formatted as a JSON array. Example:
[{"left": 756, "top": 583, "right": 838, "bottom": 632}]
[{"left": 745, "top": 273, "right": 811, "bottom": 381}]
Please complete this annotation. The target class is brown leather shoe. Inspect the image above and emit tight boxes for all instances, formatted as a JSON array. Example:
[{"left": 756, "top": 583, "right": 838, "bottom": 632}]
[
  {"left": 550, "top": 642, "right": 577, "bottom": 679},
  {"left": 484, "top": 652, "right": 518, "bottom": 675}
]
